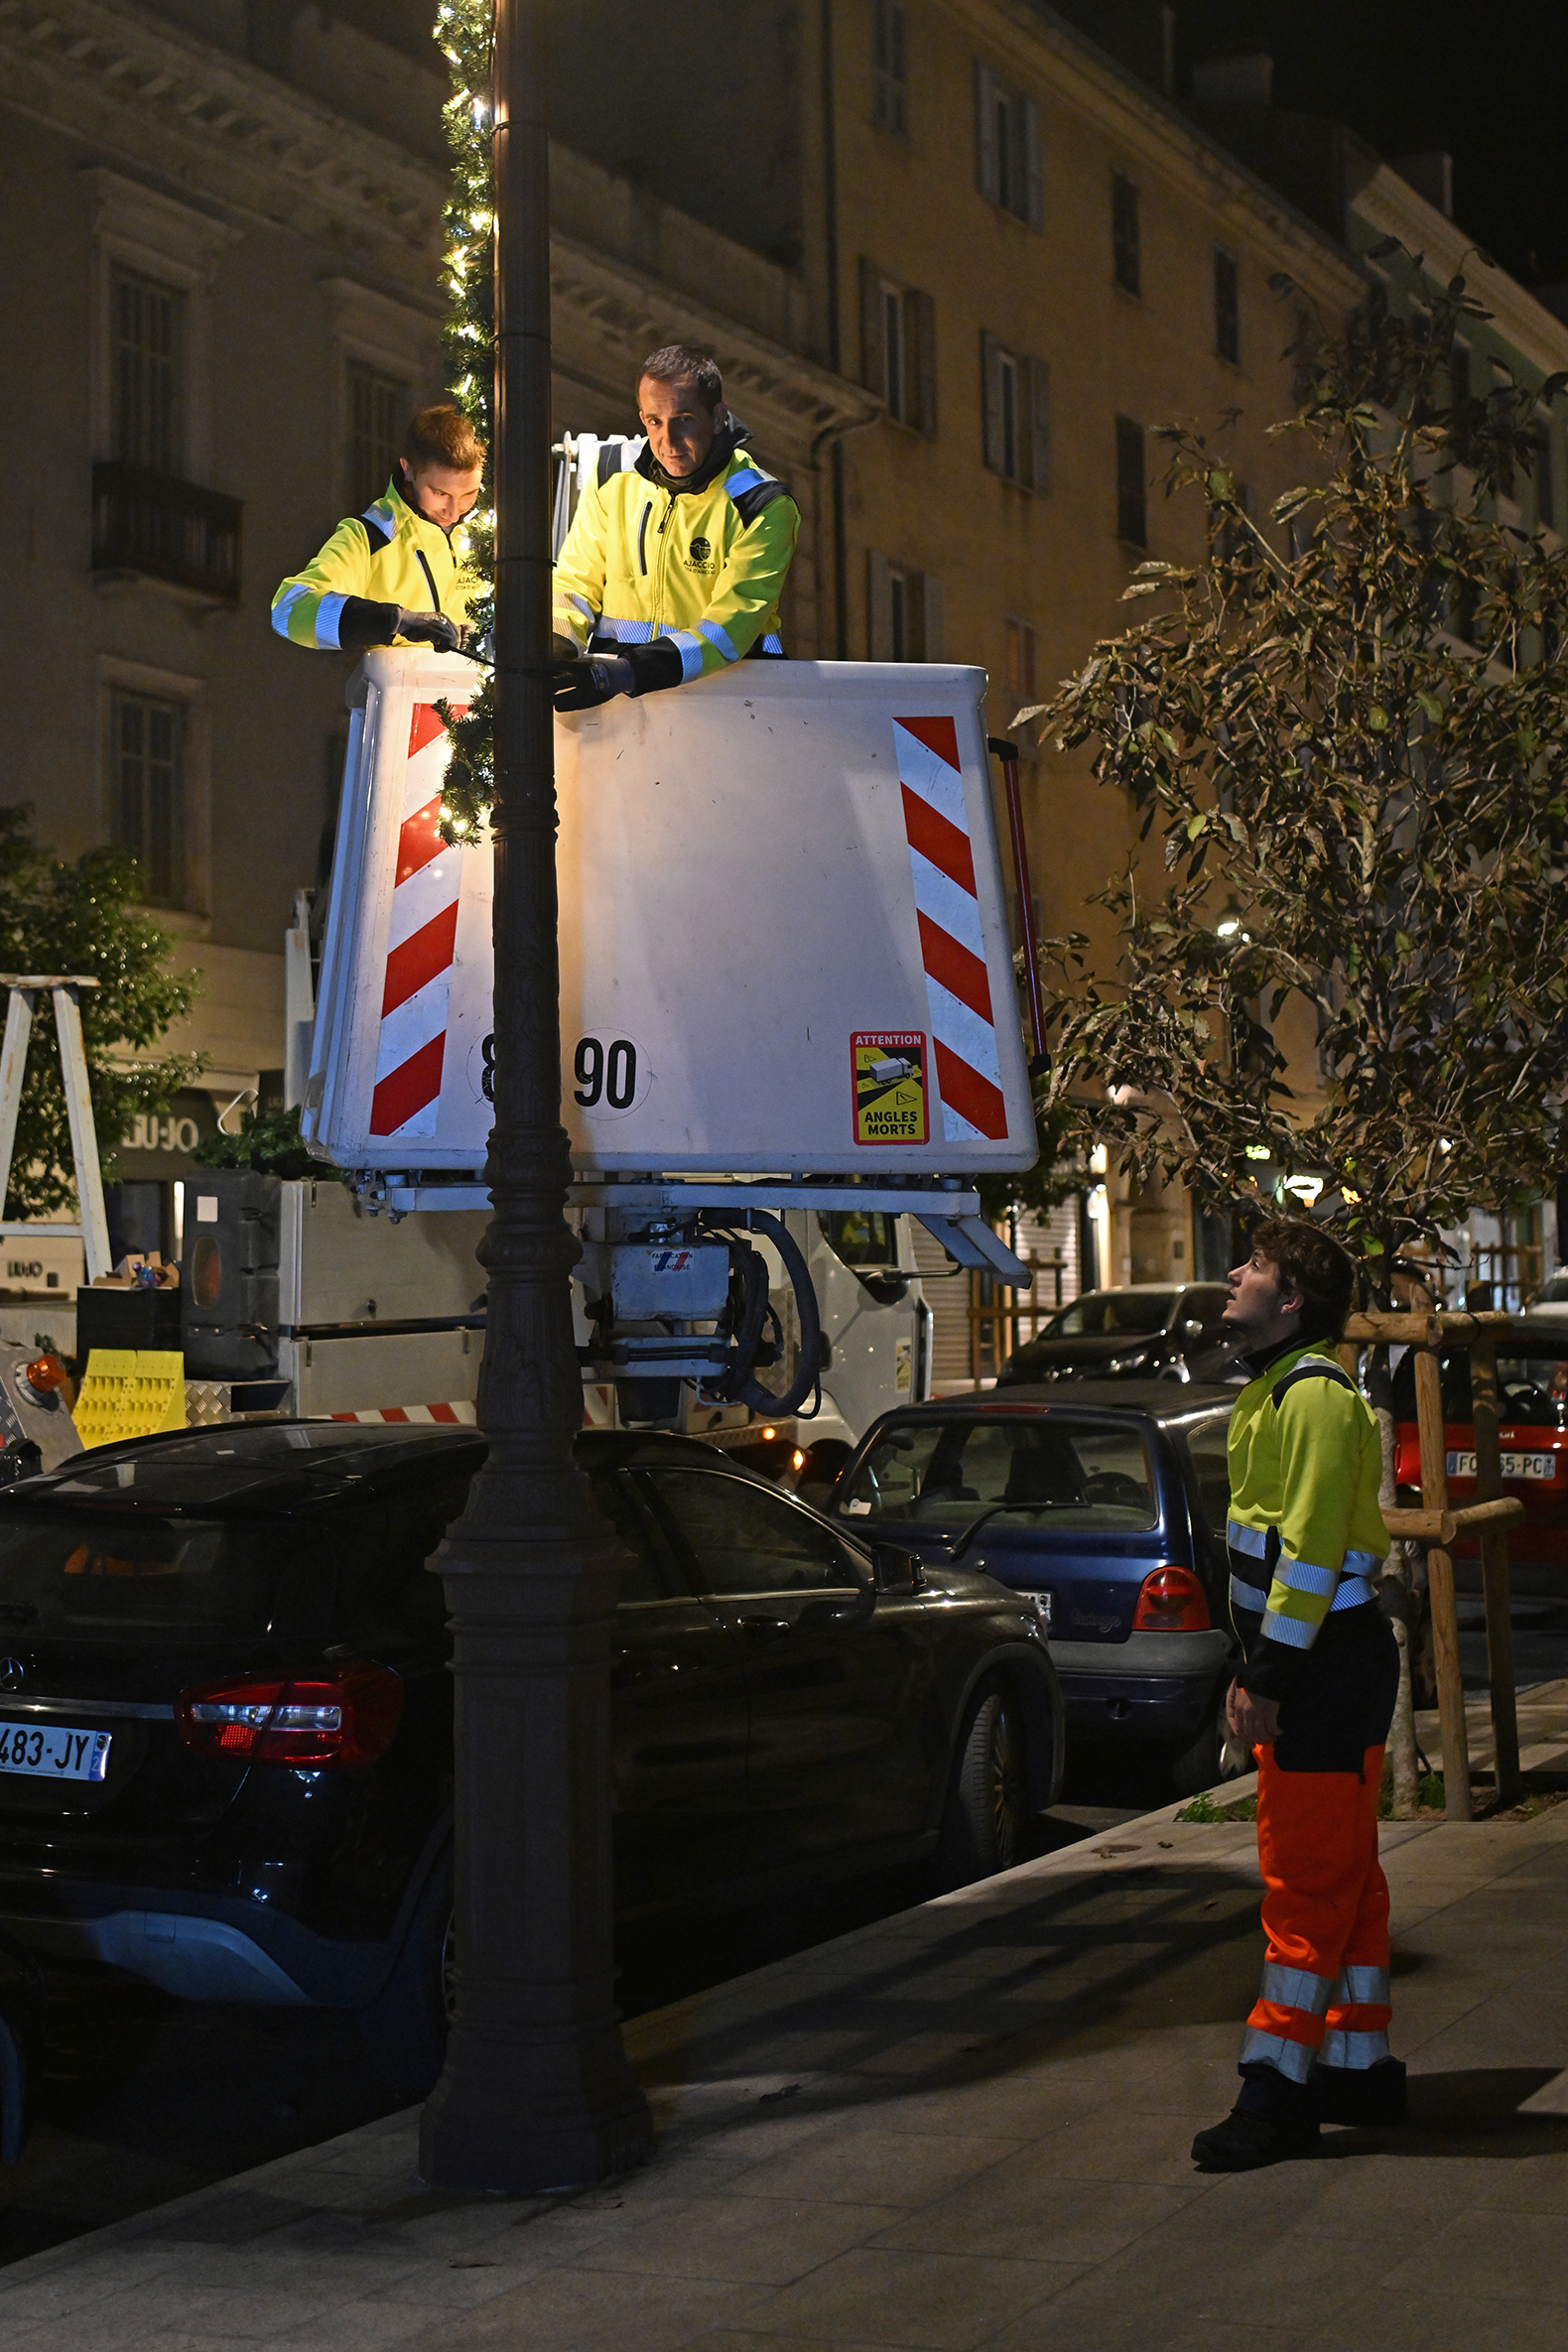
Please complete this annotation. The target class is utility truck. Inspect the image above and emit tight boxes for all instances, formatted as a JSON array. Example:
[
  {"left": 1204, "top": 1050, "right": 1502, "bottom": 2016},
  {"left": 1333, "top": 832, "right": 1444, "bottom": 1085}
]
[{"left": 241, "top": 627, "right": 1036, "bottom": 1455}]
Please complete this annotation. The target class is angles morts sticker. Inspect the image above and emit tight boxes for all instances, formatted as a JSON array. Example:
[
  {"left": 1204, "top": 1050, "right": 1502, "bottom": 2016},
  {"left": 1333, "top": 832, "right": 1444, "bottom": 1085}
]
[{"left": 851, "top": 1031, "right": 928, "bottom": 1145}]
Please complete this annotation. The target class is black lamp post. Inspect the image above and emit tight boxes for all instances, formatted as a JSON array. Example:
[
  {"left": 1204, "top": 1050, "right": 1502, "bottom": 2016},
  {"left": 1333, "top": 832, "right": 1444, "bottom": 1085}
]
[{"left": 419, "top": 0, "right": 653, "bottom": 2193}]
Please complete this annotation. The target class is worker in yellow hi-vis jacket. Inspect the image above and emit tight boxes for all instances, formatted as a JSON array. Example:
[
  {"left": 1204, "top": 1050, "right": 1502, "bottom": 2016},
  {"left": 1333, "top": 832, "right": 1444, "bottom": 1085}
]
[
  {"left": 271, "top": 404, "right": 484, "bottom": 656},
  {"left": 551, "top": 343, "right": 799, "bottom": 712},
  {"left": 1192, "top": 1218, "right": 1402, "bottom": 2174}
]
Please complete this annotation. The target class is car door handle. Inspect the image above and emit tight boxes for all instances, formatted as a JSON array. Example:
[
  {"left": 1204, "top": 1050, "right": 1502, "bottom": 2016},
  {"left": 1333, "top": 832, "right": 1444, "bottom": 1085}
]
[{"left": 738, "top": 1615, "right": 793, "bottom": 1640}]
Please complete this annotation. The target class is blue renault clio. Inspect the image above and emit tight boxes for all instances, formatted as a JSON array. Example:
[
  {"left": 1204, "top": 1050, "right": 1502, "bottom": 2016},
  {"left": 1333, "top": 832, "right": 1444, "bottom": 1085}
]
[{"left": 827, "top": 1382, "right": 1243, "bottom": 1793}]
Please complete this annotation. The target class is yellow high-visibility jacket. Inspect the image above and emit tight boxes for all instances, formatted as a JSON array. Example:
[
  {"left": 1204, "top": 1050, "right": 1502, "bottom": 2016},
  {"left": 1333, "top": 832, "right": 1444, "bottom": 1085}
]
[
  {"left": 552, "top": 423, "right": 798, "bottom": 693},
  {"left": 1226, "top": 1338, "right": 1389, "bottom": 1699},
  {"left": 271, "top": 472, "right": 479, "bottom": 652}
]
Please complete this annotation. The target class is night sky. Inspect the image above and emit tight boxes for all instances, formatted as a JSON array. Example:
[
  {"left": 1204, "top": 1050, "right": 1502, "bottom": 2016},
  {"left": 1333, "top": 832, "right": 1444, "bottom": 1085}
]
[{"left": 1174, "top": 1, "right": 1568, "bottom": 288}]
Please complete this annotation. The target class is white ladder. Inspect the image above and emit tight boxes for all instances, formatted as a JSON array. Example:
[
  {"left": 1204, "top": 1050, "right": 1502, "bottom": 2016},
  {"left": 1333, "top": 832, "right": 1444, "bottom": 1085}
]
[{"left": 0, "top": 977, "right": 112, "bottom": 1284}]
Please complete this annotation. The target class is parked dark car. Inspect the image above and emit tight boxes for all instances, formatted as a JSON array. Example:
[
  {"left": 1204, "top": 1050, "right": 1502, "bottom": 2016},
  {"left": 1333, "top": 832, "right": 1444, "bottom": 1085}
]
[
  {"left": 996, "top": 1283, "right": 1238, "bottom": 1388},
  {"left": 828, "top": 1385, "right": 1242, "bottom": 1792},
  {"left": 0, "top": 1421, "right": 1060, "bottom": 2087}
]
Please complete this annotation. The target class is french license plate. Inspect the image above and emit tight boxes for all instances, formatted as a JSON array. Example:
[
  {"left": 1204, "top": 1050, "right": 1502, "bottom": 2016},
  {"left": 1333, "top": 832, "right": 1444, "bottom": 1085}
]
[
  {"left": 0, "top": 1721, "right": 112, "bottom": 1782},
  {"left": 1447, "top": 1450, "right": 1556, "bottom": 1482}
]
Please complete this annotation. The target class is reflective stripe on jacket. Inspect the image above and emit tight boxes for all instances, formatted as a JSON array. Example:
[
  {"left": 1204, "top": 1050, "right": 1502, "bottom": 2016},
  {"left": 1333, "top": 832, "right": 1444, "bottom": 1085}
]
[
  {"left": 271, "top": 474, "right": 478, "bottom": 651},
  {"left": 551, "top": 424, "right": 798, "bottom": 690},
  {"left": 1227, "top": 1339, "right": 1389, "bottom": 1696}
]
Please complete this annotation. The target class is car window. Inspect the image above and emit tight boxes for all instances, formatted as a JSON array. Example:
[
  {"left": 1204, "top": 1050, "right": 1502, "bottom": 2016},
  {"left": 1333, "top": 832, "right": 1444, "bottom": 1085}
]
[
  {"left": 0, "top": 1510, "right": 294, "bottom": 1637},
  {"left": 818, "top": 1210, "right": 900, "bottom": 1269},
  {"left": 644, "top": 1469, "right": 859, "bottom": 1597},
  {"left": 1184, "top": 1287, "right": 1232, "bottom": 1332},
  {"left": 1387, "top": 1340, "right": 1568, "bottom": 1429},
  {"left": 588, "top": 1469, "right": 672, "bottom": 1604},
  {"left": 1044, "top": 1290, "right": 1177, "bottom": 1339},
  {"left": 838, "top": 1416, "right": 1157, "bottom": 1532},
  {"left": 1181, "top": 1411, "right": 1235, "bottom": 1540}
]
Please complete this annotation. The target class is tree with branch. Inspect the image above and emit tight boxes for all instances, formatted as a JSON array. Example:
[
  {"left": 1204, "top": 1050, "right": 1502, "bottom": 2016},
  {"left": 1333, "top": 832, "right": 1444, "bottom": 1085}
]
[
  {"left": 0, "top": 809, "right": 202, "bottom": 1220},
  {"left": 1019, "top": 261, "right": 1568, "bottom": 1804}
]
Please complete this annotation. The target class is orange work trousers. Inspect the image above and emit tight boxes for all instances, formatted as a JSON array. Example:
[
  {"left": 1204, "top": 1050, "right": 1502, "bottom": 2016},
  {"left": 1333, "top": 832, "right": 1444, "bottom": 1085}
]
[{"left": 1241, "top": 1745, "right": 1392, "bottom": 2083}]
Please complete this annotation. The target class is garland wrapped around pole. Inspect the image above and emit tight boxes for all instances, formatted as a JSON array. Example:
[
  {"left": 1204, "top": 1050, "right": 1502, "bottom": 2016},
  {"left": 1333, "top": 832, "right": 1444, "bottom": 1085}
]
[{"left": 434, "top": 0, "right": 499, "bottom": 842}]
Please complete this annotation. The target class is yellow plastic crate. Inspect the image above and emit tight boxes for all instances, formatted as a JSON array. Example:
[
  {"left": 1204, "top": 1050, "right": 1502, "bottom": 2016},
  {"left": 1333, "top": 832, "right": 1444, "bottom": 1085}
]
[{"left": 72, "top": 1349, "right": 188, "bottom": 1449}]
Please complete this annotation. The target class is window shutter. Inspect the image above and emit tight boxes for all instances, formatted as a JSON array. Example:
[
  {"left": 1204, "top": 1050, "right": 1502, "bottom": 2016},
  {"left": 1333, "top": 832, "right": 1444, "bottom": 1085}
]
[
  {"left": 920, "top": 573, "right": 945, "bottom": 661},
  {"left": 980, "top": 331, "right": 1002, "bottom": 473},
  {"left": 975, "top": 62, "right": 999, "bottom": 202},
  {"left": 866, "top": 550, "right": 894, "bottom": 660},
  {"left": 911, "top": 290, "right": 938, "bottom": 438},
  {"left": 860, "top": 256, "right": 887, "bottom": 398},
  {"left": 1023, "top": 356, "right": 1052, "bottom": 494},
  {"left": 1022, "top": 97, "right": 1043, "bottom": 228}
]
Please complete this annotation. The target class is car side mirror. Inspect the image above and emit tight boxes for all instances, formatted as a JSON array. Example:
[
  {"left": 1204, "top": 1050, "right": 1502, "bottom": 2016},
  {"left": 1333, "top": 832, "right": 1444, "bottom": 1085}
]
[{"left": 871, "top": 1543, "right": 923, "bottom": 1596}]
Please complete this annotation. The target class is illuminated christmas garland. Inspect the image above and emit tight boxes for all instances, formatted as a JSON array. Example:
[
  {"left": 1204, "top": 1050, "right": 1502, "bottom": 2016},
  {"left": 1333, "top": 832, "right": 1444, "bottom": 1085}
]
[{"left": 434, "top": 0, "right": 496, "bottom": 841}]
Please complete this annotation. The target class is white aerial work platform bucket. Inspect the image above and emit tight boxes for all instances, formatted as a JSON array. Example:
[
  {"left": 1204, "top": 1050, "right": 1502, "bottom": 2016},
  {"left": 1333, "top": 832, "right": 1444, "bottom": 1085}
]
[{"left": 305, "top": 652, "right": 1036, "bottom": 1185}]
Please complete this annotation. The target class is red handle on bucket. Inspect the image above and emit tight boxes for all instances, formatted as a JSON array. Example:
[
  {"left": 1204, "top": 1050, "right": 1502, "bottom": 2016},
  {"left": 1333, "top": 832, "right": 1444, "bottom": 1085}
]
[{"left": 988, "top": 736, "right": 1047, "bottom": 1074}]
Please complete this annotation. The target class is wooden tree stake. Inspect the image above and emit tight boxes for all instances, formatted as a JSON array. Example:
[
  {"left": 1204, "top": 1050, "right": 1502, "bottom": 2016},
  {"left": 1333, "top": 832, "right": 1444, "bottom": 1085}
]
[
  {"left": 1468, "top": 1333, "right": 1520, "bottom": 1803},
  {"left": 1413, "top": 1345, "right": 1472, "bottom": 1819}
]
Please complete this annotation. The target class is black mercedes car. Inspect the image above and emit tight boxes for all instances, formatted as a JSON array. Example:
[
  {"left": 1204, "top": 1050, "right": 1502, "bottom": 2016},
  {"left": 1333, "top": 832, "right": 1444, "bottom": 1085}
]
[{"left": 0, "top": 1422, "right": 1060, "bottom": 2086}]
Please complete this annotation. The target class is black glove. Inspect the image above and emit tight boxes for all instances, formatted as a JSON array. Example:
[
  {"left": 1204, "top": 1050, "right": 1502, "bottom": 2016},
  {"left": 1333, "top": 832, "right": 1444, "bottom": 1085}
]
[
  {"left": 396, "top": 608, "right": 461, "bottom": 653},
  {"left": 552, "top": 654, "right": 634, "bottom": 712}
]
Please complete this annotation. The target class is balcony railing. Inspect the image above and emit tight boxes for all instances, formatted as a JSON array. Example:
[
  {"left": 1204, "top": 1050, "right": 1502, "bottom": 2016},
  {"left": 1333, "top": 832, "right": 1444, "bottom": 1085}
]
[{"left": 91, "top": 462, "right": 242, "bottom": 600}]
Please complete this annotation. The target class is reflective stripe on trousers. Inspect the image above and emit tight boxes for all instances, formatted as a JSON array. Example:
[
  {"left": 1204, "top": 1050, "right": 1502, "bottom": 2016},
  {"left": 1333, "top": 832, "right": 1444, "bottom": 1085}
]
[
  {"left": 1242, "top": 1744, "right": 1391, "bottom": 2082},
  {"left": 1322, "top": 1961, "right": 1392, "bottom": 2068}
]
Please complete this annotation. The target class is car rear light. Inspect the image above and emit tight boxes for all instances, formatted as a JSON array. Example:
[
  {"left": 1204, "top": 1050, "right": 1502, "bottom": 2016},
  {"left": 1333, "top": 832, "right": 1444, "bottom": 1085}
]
[
  {"left": 1132, "top": 1565, "right": 1211, "bottom": 1632},
  {"left": 176, "top": 1662, "right": 402, "bottom": 1769}
]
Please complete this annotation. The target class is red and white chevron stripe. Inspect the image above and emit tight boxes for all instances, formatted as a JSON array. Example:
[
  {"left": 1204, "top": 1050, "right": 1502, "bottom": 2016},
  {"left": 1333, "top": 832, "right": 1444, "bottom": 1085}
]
[
  {"left": 892, "top": 715, "right": 1009, "bottom": 1141},
  {"left": 369, "top": 701, "right": 467, "bottom": 1139},
  {"left": 329, "top": 1399, "right": 478, "bottom": 1425}
]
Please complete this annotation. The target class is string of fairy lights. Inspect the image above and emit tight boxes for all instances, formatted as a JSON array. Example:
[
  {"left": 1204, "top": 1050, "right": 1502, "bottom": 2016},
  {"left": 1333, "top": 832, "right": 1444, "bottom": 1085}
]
[{"left": 434, "top": 0, "right": 497, "bottom": 841}]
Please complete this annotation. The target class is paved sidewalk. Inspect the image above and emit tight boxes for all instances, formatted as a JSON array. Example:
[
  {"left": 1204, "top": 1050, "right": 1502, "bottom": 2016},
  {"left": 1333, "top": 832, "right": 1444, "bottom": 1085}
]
[{"left": 4, "top": 1688, "right": 1568, "bottom": 2352}]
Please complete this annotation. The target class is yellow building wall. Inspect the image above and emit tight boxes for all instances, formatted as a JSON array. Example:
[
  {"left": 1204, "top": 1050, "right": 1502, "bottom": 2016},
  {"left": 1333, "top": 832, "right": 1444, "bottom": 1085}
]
[{"left": 820, "top": 1, "right": 1365, "bottom": 1264}]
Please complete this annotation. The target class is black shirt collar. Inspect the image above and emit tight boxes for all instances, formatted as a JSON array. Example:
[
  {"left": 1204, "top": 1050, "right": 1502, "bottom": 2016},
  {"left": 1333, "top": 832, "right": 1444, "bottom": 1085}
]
[
  {"left": 1241, "top": 1333, "right": 1318, "bottom": 1381},
  {"left": 634, "top": 415, "right": 750, "bottom": 495}
]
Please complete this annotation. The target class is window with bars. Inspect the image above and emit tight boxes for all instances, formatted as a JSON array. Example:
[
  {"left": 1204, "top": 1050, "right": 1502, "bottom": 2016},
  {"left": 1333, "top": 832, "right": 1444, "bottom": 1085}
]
[
  {"left": 975, "top": 62, "right": 1042, "bottom": 226},
  {"left": 1111, "top": 175, "right": 1140, "bottom": 295},
  {"left": 1535, "top": 412, "right": 1556, "bottom": 533},
  {"left": 866, "top": 553, "right": 943, "bottom": 661},
  {"left": 1214, "top": 247, "right": 1241, "bottom": 364},
  {"left": 110, "top": 266, "right": 186, "bottom": 474},
  {"left": 872, "top": 0, "right": 909, "bottom": 136},
  {"left": 109, "top": 691, "right": 187, "bottom": 908},
  {"left": 859, "top": 260, "right": 938, "bottom": 434},
  {"left": 1115, "top": 415, "right": 1147, "bottom": 546},
  {"left": 980, "top": 333, "right": 1050, "bottom": 491},
  {"left": 347, "top": 362, "right": 408, "bottom": 514}
]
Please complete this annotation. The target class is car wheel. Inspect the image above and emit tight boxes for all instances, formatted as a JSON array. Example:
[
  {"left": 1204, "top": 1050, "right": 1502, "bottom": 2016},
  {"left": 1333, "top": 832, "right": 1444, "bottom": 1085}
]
[
  {"left": 357, "top": 1851, "right": 454, "bottom": 2101},
  {"left": 939, "top": 1684, "right": 1027, "bottom": 1884},
  {"left": 1168, "top": 1679, "right": 1249, "bottom": 1798}
]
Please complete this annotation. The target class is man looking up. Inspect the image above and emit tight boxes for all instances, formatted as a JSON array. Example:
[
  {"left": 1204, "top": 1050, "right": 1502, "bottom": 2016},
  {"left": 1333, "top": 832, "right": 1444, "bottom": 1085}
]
[
  {"left": 1192, "top": 1217, "right": 1402, "bottom": 2172},
  {"left": 551, "top": 344, "right": 799, "bottom": 711},
  {"left": 272, "top": 403, "right": 484, "bottom": 654}
]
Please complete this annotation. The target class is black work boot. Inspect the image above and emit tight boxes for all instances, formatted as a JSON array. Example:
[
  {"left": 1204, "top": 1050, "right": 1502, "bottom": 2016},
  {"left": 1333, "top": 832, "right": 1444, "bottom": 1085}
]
[
  {"left": 1316, "top": 2056, "right": 1407, "bottom": 2127},
  {"left": 1192, "top": 2063, "right": 1320, "bottom": 2171}
]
